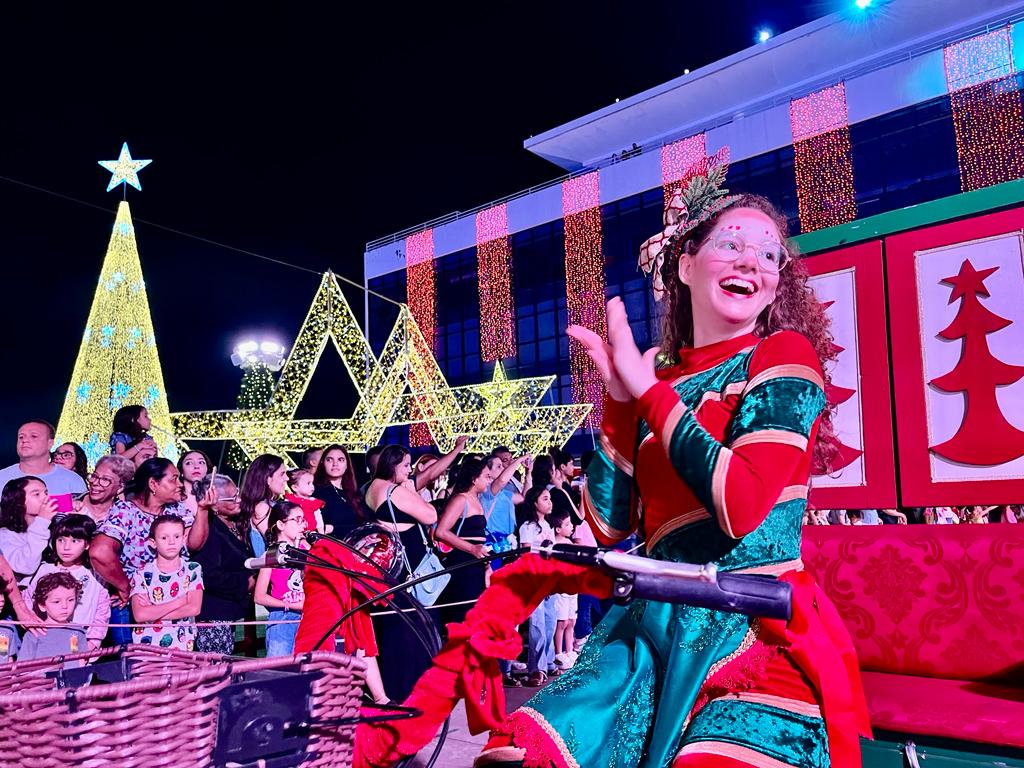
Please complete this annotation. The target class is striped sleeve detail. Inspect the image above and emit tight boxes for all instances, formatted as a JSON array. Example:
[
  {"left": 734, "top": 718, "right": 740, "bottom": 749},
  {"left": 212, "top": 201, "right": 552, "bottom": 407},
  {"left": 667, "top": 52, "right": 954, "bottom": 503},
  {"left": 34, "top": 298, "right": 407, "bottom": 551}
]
[
  {"left": 637, "top": 332, "right": 824, "bottom": 541},
  {"left": 744, "top": 363, "right": 824, "bottom": 394},
  {"left": 729, "top": 430, "right": 809, "bottom": 452},
  {"left": 695, "top": 381, "right": 746, "bottom": 411}
]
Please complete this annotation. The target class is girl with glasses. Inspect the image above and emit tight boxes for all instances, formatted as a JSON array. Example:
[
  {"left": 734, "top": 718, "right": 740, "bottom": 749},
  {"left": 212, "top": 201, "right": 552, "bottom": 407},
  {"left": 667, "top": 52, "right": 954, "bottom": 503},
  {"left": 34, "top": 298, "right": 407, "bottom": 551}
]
[{"left": 254, "top": 500, "right": 308, "bottom": 656}]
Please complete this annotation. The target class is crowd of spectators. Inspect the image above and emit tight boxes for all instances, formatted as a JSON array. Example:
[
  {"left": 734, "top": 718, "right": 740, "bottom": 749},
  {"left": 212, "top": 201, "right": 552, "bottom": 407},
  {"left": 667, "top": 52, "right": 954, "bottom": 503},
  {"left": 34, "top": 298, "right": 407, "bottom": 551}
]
[{"left": 0, "top": 405, "right": 1016, "bottom": 700}]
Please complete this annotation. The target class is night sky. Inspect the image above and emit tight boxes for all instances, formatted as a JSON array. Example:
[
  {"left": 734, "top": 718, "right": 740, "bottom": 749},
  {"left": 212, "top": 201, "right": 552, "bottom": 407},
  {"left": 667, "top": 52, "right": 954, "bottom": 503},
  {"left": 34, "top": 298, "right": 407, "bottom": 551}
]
[{"left": 0, "top": 2, "right": 824, "bottom": 464}]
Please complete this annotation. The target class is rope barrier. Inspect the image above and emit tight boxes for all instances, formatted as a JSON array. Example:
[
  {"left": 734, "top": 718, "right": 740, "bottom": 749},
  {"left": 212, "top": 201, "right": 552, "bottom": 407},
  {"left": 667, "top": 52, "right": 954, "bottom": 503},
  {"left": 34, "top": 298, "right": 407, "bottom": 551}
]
[{"left": 0, "top": 598, "right": 481, "bottom": 630}]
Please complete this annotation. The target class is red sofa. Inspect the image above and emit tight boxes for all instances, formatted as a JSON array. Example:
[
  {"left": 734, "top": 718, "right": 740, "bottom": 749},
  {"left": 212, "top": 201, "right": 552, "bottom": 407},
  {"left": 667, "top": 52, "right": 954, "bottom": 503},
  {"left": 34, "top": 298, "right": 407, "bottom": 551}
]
[{"left": 802, "top": 525, "right": 1024, "bottom": 751}]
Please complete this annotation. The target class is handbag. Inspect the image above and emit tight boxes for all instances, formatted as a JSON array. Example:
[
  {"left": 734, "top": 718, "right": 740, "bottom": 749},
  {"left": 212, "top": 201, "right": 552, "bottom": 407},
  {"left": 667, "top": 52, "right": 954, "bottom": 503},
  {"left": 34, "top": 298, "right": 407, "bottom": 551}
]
[{"left": 385, "top": 485, "right": 450, "bottom": 605}]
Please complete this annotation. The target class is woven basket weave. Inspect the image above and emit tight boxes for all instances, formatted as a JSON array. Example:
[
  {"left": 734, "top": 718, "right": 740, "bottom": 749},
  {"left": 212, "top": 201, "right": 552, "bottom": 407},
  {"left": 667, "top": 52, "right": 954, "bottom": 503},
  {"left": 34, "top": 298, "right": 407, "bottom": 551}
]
[{"left": 0, "top": 645, "right": 366, "bottom": 767}]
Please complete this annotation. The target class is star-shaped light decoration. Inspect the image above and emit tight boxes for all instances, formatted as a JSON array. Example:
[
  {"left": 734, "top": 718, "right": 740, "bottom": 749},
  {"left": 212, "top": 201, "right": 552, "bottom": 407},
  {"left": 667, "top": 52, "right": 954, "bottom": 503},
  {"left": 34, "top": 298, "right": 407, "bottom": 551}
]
[
  {"left": 98, "top": 142, "right": 152, "bottom": 192},
  {"left": 171, "top": 272, "right": 591, "bottom": 463}
]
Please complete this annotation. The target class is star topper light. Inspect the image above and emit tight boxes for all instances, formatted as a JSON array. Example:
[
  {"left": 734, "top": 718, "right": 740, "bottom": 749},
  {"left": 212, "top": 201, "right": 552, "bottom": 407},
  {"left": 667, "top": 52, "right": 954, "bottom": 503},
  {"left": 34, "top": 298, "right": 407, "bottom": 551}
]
[{"left": 98, "top": 142, "right": 152, "bottom": 192}]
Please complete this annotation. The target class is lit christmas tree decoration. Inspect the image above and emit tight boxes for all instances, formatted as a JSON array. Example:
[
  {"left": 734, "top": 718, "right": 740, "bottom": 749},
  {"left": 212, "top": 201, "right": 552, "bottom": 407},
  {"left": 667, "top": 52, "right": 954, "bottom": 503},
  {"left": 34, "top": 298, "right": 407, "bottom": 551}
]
[
  {"left": 56, "top": 201, "right": 178, "bottom": 467},
  {"left": 661, "top": 133, "right": 706, "bottom": 203},
  {"left": 97, "top": 142, "right": 153, "bottom": 192},
  {"left": 225, "top": 341, "right": 284, "bottom": 469},
  {"left": 476, "top": 203, "right": 516, "bottom": 361},
  {"left": 405, "top": 229, "right": 436, "bottom": 446},
  {"left": 944, "top": 27, "right": 1024, "bottom": 192},
  {"left": 562, "top": 171, "right": 607, "bottom": 429},
  {"left": 790, "top": 83, "right": 857, "bottom": 232}
]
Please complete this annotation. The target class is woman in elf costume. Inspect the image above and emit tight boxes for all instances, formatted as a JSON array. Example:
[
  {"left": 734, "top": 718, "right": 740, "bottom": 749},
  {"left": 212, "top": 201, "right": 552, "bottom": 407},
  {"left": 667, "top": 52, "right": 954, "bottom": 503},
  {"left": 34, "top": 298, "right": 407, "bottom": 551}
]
[{"left": 476, "top": 149, "right": 870, "bottom": 768}]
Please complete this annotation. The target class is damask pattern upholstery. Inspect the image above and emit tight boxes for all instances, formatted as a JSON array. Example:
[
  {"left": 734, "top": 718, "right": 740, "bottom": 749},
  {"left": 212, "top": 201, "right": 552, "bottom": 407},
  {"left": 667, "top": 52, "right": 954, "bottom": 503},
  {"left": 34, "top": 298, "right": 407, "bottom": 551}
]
[
  {"left": 802, "top": 525, "right": 1024, "bottom": 680},
  {"left": 802, "top": 526, "right": 1024, "bottom": 747}
]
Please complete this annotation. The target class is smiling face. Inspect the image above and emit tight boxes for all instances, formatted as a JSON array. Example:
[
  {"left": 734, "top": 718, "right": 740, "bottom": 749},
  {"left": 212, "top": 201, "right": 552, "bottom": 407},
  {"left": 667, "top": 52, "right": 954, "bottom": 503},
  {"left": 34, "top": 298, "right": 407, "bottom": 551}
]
[{"left": 679, "top": 207, "right": 784, "bottom": 345}]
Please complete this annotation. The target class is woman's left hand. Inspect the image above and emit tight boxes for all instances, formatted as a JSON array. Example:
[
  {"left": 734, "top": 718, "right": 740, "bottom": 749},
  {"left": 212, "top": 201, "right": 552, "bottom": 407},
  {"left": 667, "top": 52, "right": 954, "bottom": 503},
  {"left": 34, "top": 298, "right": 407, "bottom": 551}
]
[{"left": 606, "top": 297, "right": 660, "bottom": 399}]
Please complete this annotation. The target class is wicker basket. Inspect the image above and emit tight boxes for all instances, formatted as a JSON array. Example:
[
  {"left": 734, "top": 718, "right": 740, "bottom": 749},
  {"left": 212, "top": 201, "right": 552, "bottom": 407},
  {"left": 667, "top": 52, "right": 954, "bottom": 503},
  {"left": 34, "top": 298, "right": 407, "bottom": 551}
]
[{"left": 0, "top": 645, "right": 366, "bottom": 767}]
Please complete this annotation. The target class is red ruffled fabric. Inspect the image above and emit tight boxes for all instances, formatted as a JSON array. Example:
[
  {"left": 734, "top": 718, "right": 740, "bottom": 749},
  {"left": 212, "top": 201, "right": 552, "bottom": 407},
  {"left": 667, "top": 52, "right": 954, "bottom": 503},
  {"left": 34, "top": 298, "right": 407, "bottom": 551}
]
[
  {"left": 760, "top": 570, "right": 873, "bottom": 768},
  {"left": 353, "top": 554, "right": 613, "bottom": 768},
  {"left": 293, "top": 540, "right": 390, "bottom": 656}
]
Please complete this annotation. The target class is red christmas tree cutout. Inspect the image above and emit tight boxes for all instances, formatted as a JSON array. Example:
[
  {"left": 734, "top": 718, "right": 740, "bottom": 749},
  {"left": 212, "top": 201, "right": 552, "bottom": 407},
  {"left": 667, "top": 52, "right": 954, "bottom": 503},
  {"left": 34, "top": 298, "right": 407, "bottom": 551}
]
[
  {"left": 929, "top": 259, "right": 1024, "bottom": 466},
  {"left": 813, "top": 300, "right": 863, "bottom": 475}
]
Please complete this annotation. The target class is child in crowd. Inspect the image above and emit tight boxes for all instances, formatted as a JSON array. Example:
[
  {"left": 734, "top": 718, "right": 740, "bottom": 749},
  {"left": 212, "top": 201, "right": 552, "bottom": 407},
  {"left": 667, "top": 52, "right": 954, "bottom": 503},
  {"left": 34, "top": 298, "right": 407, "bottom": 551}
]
[
  {"left": 18, "top": 571, "right": 87, "bottom": 660},
  {"left": 255, "top": 501, "right": 308, "bottom": 656},
  {"left": 130, "top": 515, "right": 203, "bottom": 650},
  {"left": 109, "top": 404, "right": 157, "bottom": 461},
  {"left": 549, "top": 508, "right": 578, "bottom": 670},
  {"left": 517, "top": 487, "right": 557, "bottom": 686},
  {"left": 26, "top": 514, "right": 110, "bottom": 650},
  {"left": 285, "top": 469, "right": 329, "bottom": 534}
]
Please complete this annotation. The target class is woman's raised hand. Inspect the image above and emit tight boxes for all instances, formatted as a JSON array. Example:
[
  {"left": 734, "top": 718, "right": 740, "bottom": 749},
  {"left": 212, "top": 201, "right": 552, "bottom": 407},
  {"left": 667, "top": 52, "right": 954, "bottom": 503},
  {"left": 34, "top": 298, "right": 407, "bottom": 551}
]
[
  {"left": 606, "top": 297, "right": 660, "bottom": 399},
  {"left": 567, "top": 319, "right": 631, "bottom": 402}
]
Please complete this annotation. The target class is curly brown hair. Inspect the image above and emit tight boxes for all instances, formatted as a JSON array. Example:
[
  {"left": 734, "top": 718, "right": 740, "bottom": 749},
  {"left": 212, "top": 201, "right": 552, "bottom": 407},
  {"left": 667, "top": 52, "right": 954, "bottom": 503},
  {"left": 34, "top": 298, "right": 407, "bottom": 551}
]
[{"left": 656, "top": 194, "right": 839, "bottom": 472}]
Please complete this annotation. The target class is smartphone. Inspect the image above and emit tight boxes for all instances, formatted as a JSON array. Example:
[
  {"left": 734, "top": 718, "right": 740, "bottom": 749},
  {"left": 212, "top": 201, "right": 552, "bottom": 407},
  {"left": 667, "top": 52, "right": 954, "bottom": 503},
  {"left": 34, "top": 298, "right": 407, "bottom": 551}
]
[{"left": 50, "top": 493, "right": 74, "bottom": 513}]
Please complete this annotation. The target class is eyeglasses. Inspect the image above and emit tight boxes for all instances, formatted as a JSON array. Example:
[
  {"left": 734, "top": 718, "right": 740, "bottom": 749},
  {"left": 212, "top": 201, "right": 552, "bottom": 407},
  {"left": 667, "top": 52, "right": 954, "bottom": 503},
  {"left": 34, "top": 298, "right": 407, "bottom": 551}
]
[
  {"left": 87, "top": 473, "right": 115, "bottom": 488},
  {"left": 215, "top": 494, "right": 240, "bottom": 503},
  {"left": 54, "top": 451, "right": 76, "bottom": 461},
  {"left": 284, "top": 516, "right": 306, "bottom": 524},
  {"left": 709, "top": 231, "right": 790, "bottom": 273}
]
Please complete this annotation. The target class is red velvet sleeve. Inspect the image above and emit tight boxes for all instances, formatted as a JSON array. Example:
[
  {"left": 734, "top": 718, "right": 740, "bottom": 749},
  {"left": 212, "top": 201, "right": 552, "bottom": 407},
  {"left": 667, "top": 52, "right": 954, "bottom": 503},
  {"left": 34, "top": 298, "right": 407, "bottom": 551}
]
[{"left": 637, "top": 332, "right": 826, "bottom": 538}]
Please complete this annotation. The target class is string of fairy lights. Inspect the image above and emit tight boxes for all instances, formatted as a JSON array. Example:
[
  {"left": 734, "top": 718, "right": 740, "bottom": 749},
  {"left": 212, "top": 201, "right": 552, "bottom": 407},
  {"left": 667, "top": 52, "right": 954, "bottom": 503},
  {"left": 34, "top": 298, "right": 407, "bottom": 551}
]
[
  {"left": 562, "top": 171, "right": 607, "bottom": 430},
  {"left": 476, "top": 203, "right": 516, "bottom": 362},
  {"left": 790, "top": 83, "right": 858, "bottom": 233},
  {"left": 944, "top": 27, "right": 1024, "bottom": 192}
]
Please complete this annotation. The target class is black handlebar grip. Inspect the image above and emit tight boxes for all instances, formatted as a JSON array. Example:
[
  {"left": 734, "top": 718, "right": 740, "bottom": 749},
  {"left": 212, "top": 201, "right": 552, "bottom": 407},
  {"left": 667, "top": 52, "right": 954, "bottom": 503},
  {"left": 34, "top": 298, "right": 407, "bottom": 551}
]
[{"left": 629, "top": 571, "right": 792, "bottom": 621}]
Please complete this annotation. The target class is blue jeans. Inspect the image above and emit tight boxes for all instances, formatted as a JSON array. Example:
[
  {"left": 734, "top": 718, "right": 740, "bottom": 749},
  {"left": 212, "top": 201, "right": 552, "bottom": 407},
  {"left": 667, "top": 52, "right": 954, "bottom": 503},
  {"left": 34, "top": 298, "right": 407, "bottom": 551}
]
[
  {"left": 528, "top": 596, "right": 556, "bottom": 674},
  {"left": 575, "top": 594, "right": 604, "bottom": 638},
  {"left": 110, "top": 604, "right": 132, "bottom": 646},
  {"left": 266, "top": 610, "right": 300, "bottom": 657}
]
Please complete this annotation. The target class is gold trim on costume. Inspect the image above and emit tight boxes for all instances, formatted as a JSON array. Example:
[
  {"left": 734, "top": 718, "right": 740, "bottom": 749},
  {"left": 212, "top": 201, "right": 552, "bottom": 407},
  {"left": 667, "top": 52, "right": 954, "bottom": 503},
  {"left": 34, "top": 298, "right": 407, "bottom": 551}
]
[
  {"left": 695, "top": 381, "right": 747, "bottom": 411},
  {"left": 725, "top": 691, "right": 823, "bottom": 719},
  {"left": 659, "top": 401, "right": 688, "bottom": 455},
  {"left": 599, "top": 432, "right": 634, "bottom": 476},
  {"left": 711, "top": 449, "right": 734, "bottom": 538},
  {"left": 584, "top": 485, "right": 633, "bottom": 543},
  {"left": 515, "top": 707, "right": 581, "bottom": 768},
  {"left": 675, "top": 741, "right": 801, "bottom": 768},
  {"left": 730, "top": 430, "right": 808, "bottom": 452},
  {"left": 745, "top": 364, "right": 825, "bottom": 394},
  {"left": 776, "top": 485, "right": 808, "bottom": 503},
  {"left": 647, "top": 507, "right": 712, "bottom": 550}
]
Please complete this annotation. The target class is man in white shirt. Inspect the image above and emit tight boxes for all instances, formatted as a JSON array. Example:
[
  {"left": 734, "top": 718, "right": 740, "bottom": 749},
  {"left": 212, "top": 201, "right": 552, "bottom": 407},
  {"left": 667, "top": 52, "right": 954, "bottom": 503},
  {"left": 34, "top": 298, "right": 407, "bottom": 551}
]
[{"left": 0, "top": 420, "right": 87, "bottom": 496}]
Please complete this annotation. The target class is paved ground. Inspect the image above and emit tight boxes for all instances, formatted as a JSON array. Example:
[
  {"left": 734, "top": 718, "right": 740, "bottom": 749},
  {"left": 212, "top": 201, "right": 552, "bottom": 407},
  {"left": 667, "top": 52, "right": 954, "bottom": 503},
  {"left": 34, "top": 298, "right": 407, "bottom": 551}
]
[{"left": 410, "top": 684, "right": 537, "bottom": 767}]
